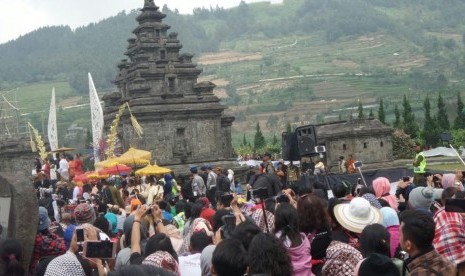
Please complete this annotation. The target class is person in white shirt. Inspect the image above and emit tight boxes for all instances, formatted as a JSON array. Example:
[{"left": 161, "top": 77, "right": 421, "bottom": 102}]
[
  {"left": 227, "top": 169, "right": 235, "bottom": 192},
  {"left": 179, "top": 231, "right": 212, "bottom": 276},
  {"left": 57, "top": 154, "right": 69, "bottom": 181}
]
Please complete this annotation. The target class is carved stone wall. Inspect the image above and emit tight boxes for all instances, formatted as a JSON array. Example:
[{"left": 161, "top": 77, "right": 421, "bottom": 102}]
[
  {"left": 0, "top": 136, "right": 39, "bottom": 177},
  {"left": 0, "top": 173, "right": 38, "bottom": 272}
]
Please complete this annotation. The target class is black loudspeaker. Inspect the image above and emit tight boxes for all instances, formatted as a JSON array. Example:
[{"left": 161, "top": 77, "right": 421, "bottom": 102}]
[
  {"left": 282, "top": 132, "right": 300, "bottom": 161},
  {"left": 295, "top": 125, "right": 318, "bottom": 156}
]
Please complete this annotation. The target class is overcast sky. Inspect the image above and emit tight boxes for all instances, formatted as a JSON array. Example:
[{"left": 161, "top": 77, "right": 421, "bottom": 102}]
[{"left": 0, "top": 0, "right": 282, "bottom": 44}]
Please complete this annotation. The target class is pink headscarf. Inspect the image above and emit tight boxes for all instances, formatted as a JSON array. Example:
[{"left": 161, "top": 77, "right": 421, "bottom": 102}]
[
  {"left": 441, "top": 174, "right": 464, "bottom": 191},
  {"left": 372, "top": 177, "right": 398, "bottom": 211}
]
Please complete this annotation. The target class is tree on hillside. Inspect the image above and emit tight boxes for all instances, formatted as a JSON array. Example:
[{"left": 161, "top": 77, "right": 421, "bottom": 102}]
[
  {"left": 436, "top": 94, "right": 450, "bottom": 131},
  {"left": 454, "top": 92, "right": 465, "bottom": 129},
  {"left": 436, "top": 73, "right": 448, "bottom": 90},
  {"left": 394, "top": 104, "right": 401, "bottom": 128},
  {"left": 266, "top": 115, "right": 278, "bottom": 128},
  {"left": 368, "top": 108, "right": 374, "bottom": 119},
  {"left": 358, "top": 100, "right": 364, "bottom": 119},
  {"left": 254, "top": 122, "right": 266, "bottom": 151},
  {"left": 401, "top": 95, "right": 418, "bottom": 138},
  {"left": 242, "top": 134, "right": 247, "bottom": 146},
  {"left": 421, "top": 97, "right": 440, "bottom": 146},
  {"left": 286, "top": 122, "right": 292, "bottom": 134},
  {"left": 378, "top": 99, "right": 386, "bottom": 124},
  {"left": 271, "top": 134, "right": 279, "bottom": 145}
]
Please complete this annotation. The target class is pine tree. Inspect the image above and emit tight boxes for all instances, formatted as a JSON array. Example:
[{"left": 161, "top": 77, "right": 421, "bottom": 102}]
[
  {"left": 436, "top": 94, "right": 450, "bottom": 131},
  {"left": 394, "top": 104, "right": 401, "bottom": 128},
  {"left": 454, "top": 92, "right": 465, "bottom": 129},
  {"left": 358, "top": 100, "right": 364, "bottom": 119},
  {"left": 378, "top": 99, "right": 386, "bottom": 124},
  {"left": 271, "top": 134, "right": 278, "bottom": 145},
  {"left": 286, "top": 122, "right": 292, "bottom": 134},
  {"left": 368, "top": 108, "right": 374, "bottom": 119},
  {"left": 253, "top": 122, "right": 266, "bottom": 150},
  {"left": 401, "top": 95, "right": 419, "bottom": 138},
  {"left": 421, "top": 97, "right": 440, "bottom": 146},
  {"left": 242, "top": 134, "right": 247, "bottom": 146}
]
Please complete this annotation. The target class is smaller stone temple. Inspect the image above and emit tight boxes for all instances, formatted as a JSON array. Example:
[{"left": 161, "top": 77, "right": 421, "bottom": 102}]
[
  {"left": 102, "top": 0, "right": 235, "bottom": 166},
  {"left": 316, "top": 119, "right": 394, "bottom": 169}
]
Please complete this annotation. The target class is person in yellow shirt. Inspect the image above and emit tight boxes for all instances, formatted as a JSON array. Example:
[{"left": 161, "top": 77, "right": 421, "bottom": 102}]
[{"left": 413, "top": 142, "right": 427, "bottom": 186}]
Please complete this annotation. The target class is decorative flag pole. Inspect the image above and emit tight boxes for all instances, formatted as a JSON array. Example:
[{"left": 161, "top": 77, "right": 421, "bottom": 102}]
[{"left": 28, "top": 122, "right": 48, "bottom": 160}]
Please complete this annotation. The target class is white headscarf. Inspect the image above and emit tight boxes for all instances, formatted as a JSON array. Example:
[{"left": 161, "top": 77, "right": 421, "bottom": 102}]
[{"left": 45, "top": 251, "right": 85, "bottom": 276}]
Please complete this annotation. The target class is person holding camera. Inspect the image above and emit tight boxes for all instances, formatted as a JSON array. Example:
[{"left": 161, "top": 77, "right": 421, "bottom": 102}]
[
  {"left": 129, "top": 205, "right": 179, "bottom": 274},
  {"left": 45, "top": 223, "right": 109, "bottom": 276},
  {"left": 396, "top": 177, "right": 415, "bottom": 209}
]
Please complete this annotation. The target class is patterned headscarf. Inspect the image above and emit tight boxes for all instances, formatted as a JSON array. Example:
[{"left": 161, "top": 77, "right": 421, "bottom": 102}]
[
  {"left": 45, "top": 251, "right": 85, "bottom": 276},
  {"left": 322, "top": 241, "right": 363, "bottom": 276},
  {"left": 251, "top": 209, "right": 275, "bottom": 233},
  {"left": 180, "top": 217, "right": 213, "bottom": 254},
  {"left": 361, "top": 193, "right": 382, "bottom": 209},
  {"left": 142, "top": 251, "right": 179, "bottom": 274}
]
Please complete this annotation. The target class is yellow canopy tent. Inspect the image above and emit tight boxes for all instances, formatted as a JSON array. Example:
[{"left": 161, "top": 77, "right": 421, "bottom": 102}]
[{"left": 135, "top": 163, "right": 171, "bottom": 176}]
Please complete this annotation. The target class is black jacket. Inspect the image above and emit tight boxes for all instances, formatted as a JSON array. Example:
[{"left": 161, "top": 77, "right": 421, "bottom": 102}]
[
  {"left": 216, "top": 175, "right": 231, "bottom": 193},
  {"left": 249, "top": 173, "right": 282, "bottom": 197}
]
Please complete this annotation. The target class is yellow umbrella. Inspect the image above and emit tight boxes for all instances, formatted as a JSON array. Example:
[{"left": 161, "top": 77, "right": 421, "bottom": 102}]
[
  {"left": 116, "top": 147, "right": 152, "bottom": 166},
  {"left": 95, "top": 158, "right": 120, "bottom": 169},
  {"left": 115, "top": 157, "right": 149, "bottom": 167},
  {"left": 135, "top": 163, "right": 171, "bottom": 176},
  {"left": 88, "top": 172, "right": 109, "bottom": 179}
]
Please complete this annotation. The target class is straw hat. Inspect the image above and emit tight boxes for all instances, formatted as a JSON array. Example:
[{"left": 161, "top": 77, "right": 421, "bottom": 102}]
[{"left": 333, "top": 197, "right": 382, "bottom": 233}]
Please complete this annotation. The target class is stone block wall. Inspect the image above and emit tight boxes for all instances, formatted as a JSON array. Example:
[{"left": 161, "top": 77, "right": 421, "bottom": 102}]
[
  {"left": 120, "top": 117, "right": 228, "bottom": 165},
  {"left": 0, "top": 136, "right": 39, "bottom": 177},
  {"left": 326, "top": 135, "right": 393, "bottom": 168}
]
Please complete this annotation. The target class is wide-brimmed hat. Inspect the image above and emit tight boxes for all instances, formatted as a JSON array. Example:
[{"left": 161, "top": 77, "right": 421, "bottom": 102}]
[{"left": 333, "top": 197, "right": 382, "bottom": 233}]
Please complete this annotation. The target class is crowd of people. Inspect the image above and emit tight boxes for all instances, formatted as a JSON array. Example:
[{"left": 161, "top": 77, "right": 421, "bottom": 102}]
[{"left": 1, "top": 152, "right": 465, "bottom": 276}]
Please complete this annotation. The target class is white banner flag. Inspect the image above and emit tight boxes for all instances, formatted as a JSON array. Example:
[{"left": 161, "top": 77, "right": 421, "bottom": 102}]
[
  {"left": 47, "top": 88, "right": 58, "bottom": 153},
  {"left": 89, "top": 73, "right": 104, "bottom": 164}
]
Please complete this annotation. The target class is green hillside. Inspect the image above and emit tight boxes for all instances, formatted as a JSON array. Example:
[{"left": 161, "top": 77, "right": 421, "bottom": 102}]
[{"left": 2, "top": 0, "right": 465, "bottom": 146}]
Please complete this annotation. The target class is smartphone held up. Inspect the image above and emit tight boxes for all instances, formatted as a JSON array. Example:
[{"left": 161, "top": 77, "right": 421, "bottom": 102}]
[{"left": 83, "top": 240, "right": 117, "bottom": 259}]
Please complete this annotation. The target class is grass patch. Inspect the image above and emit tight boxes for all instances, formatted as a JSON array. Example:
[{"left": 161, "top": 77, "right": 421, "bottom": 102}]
[{"left": 428, "top": 163, "right": 465, "bottom": 171}]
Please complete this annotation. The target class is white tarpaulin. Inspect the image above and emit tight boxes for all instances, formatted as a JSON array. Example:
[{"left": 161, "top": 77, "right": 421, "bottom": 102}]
[{"left": 423, "top": 147, "right": 459, "bottom": 157}]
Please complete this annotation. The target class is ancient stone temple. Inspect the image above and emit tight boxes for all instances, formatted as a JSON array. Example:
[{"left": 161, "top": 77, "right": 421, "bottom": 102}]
[
  {"left": 316, "top": 119, "right": 394, "bottom": 169},
  {"left": 102, "top": 0, "right": 235, "bottom": 166}
]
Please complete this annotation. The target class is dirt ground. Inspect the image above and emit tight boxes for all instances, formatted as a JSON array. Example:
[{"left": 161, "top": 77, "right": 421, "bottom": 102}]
[{"left": 198, "top": 51, "right": 263, "bottom": 65}]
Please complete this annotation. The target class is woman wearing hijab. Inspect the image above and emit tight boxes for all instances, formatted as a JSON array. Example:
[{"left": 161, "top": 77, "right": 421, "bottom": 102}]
[{"left": 372, "top": 177, "right": 398, "bottom": 211}]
